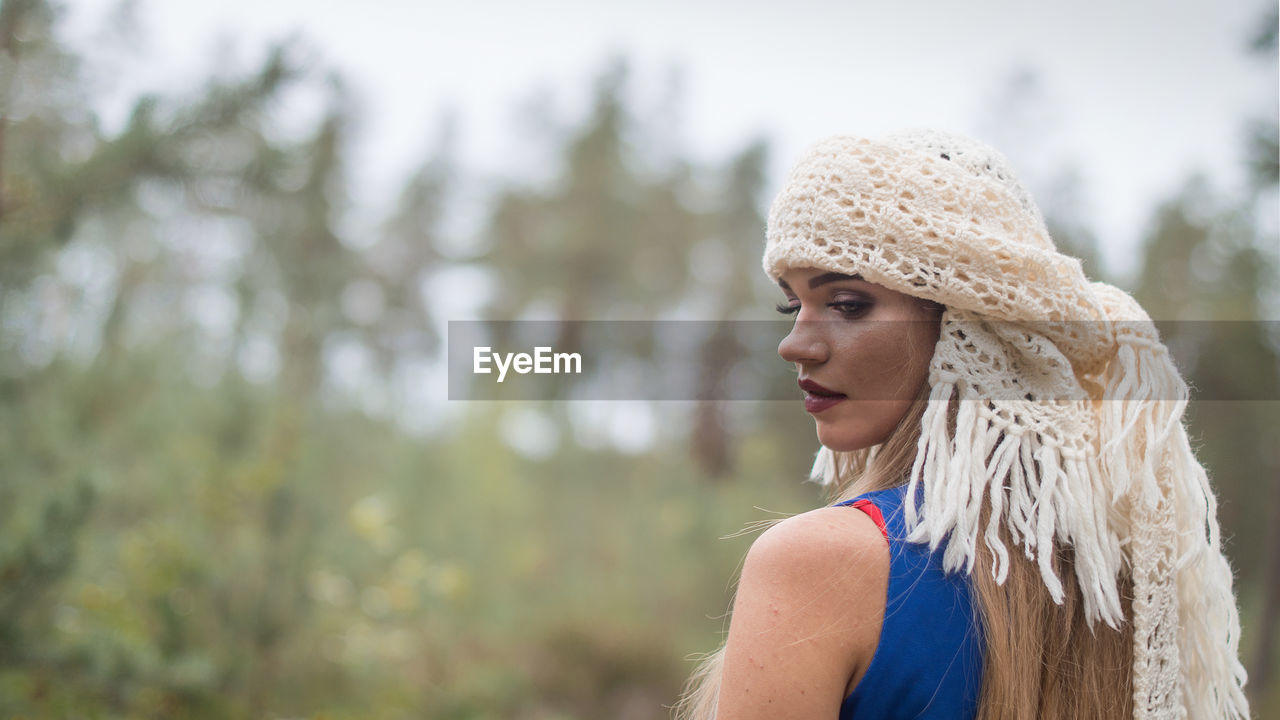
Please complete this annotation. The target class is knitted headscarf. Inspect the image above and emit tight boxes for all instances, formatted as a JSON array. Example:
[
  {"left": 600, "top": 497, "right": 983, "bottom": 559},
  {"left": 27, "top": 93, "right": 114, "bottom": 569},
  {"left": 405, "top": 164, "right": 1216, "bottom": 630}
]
[{"left": 763, "top": 130, "right": 1249, "bottom": 720}]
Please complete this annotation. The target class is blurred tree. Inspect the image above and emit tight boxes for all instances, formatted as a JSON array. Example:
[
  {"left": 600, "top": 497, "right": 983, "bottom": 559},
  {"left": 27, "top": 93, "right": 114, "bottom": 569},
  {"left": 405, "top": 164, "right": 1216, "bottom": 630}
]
[
  {"left": 361, "top": 117, "right": 453, "bottom": 377},
  {"left": 480, "top": 60, "right": 705, "bottom": 420},
  {"left": 0, "top": 0, "right": 91, "bottom": 279},
  {"left": 0, "top": 1, "right": 96, "bottom": 682},
  {"left": 0, "top": 2, "right": 351, "bottom": 715},
  {"left": 479, "top": 63, "right": 796, "bottom": 478},
  {"left": 1246, "top": 4, "right": 1278, "bottom": 195},
  {"left": 1240, "top": 3, "right": 1280, "bottom": 709},
  {"left": 98, "top": 46, "right": 299, "bottom": 361},
  {"left": 690, "top": 140, "right": 772, "bottom": 479},
  {"left": 484, "top": 62, "right": 697, "bottom": 331},
  {"left": 245, "top": 85, "right": 358, "bottom": 396},
  {"left": 0, "top": 4, "right": 821, "bottom": 717},
  {"left": 233, "top": 91, "right": 358, "bottom": 714}
]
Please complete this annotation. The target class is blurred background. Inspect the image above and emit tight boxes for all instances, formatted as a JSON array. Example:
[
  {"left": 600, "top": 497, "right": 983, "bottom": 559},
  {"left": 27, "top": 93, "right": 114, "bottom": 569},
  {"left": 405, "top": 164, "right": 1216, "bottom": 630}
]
[{"left": 1, "top": 0, "right": 1277, "bottom": 718}]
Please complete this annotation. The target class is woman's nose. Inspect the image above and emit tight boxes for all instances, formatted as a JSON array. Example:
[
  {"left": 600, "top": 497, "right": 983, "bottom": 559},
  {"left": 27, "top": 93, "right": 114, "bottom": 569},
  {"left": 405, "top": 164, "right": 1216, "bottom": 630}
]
[{"left": 778, "top": 320, "right": 829, "bottom": 365}]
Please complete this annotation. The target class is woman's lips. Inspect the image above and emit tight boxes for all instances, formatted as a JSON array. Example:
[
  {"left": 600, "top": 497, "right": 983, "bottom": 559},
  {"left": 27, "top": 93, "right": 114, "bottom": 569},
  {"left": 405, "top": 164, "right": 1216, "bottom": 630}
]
[{"left": 799, "top": 378, "right": 847, "bottom": 414}]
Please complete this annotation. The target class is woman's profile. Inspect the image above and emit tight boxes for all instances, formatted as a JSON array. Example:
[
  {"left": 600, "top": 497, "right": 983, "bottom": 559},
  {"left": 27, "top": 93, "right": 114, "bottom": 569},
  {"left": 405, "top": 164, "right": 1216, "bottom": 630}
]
[{"left": 676, "top": 130, "right": 1250, "bottom": 719}]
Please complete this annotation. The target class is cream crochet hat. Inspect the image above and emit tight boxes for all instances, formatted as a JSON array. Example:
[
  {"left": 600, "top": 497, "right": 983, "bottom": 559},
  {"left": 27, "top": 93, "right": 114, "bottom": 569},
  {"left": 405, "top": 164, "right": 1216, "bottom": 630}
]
[{"left": 764, "top": 130, "right": 1249, "bottom": 719}]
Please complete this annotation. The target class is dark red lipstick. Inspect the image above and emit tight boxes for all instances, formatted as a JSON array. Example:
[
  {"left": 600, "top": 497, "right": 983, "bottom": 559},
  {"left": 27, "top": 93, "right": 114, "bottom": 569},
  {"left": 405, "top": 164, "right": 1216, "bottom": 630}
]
[{"left": 799, "top": 378, "right": 847, "bottom": 414}]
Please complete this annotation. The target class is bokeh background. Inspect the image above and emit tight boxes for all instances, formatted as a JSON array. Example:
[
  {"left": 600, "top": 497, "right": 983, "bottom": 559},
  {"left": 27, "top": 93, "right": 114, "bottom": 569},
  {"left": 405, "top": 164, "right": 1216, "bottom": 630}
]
[{"left": 2, "top": 0, "right": 1278, "bottom": 718}]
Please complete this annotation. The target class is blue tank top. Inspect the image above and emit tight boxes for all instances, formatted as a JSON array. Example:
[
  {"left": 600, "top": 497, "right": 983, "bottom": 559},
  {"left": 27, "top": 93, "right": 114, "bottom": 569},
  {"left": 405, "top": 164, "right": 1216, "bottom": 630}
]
[{"left": 837, "top": 485, "right": 984, "bottom": 720}]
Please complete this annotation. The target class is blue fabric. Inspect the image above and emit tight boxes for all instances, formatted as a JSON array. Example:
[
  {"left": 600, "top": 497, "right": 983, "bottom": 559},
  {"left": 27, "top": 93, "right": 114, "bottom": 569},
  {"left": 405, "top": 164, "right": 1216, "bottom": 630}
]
[{"left": 837, "top": 485, "right": 983, "bottom": 720}]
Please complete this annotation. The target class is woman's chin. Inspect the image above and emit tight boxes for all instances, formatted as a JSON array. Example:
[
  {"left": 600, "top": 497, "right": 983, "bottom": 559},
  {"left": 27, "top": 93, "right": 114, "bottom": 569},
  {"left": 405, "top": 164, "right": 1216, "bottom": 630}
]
[{"left": 815, "top": 425, "right": 876, "bottom": 453}]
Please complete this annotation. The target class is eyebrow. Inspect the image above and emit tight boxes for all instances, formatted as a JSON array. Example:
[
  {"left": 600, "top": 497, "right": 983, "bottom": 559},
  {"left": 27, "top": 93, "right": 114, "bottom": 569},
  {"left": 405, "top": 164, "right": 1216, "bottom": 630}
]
[{"left": 777, "top": 272, "right": 864, "bottom": 292}]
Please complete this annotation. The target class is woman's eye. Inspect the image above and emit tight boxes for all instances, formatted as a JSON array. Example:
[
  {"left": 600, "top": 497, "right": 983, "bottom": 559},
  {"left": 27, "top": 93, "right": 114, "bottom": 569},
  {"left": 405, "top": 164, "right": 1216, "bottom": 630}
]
[
  {"left": 828, "top": 301, "right": 871, "bottom": 318},
  {"left": 775, "top": 302, "right": 801, "bottom": 316}
]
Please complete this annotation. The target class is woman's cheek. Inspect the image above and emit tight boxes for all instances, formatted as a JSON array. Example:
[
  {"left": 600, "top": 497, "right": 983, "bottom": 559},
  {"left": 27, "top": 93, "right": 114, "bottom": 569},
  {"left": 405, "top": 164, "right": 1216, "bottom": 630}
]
[{"left": 838, "top": 328, "right": 906, "bottom": 399}]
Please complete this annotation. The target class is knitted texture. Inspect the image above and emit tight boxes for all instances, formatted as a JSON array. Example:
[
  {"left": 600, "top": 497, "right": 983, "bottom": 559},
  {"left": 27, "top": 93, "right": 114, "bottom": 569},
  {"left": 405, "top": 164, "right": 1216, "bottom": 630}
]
[{"left": 763, "top": 131, "right": 1248, "bottom": 719}]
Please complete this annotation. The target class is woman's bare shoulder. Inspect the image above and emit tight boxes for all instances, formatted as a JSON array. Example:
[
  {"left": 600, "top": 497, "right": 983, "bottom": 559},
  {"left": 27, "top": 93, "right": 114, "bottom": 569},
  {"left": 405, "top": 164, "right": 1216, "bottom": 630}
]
[
  {"left": 744, "top": 504, "right": 888, "bottom": 582},
  {"left": 715, "top": 504, "right": 889, "bottom": 718}
]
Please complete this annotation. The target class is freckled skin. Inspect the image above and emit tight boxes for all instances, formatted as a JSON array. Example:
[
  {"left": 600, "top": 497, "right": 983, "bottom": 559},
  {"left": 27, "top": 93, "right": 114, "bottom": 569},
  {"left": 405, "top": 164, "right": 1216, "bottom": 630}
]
[
  {"left": 714, "top": 269, "right": 925, "bottom": 719},
  {"left": 717, "top": 504, "right": 891, "bottom": 719},
  {"left": 777, "top": 268, "right": 941, "bottom": 452}
]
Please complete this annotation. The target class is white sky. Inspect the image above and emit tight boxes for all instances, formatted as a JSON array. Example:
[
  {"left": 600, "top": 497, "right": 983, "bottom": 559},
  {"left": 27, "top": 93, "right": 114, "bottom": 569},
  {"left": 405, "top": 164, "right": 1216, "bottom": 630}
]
[{"left": 65, "top": 0, "right": 1277, "bottom": 280}]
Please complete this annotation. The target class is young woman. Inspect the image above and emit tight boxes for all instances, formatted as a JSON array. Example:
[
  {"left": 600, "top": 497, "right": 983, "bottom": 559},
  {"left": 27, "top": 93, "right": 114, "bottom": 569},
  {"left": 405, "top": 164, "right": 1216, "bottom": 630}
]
[{"left": 677, "top": 130, "right": 1250, "bottom": 719}]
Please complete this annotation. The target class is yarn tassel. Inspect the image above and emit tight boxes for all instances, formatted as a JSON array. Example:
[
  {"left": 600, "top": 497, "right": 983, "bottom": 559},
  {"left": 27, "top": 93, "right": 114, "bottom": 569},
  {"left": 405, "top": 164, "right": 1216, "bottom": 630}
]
[
  {"left": 905, "top": 379, "right": 955, "bottom": 531},
  {"left": 1009, "top": 438, "right": 1038, "bottom": 555},
  {"left": 983, "top": 428, "right": 1022, "bottom": 583},
  {"left": 1031, "top": 442, "right": 1066, "bottom": 603},
  {"left": 1064, "top": 450, "right": 1125, "bottom": 627},
  {"left": 809, "top": 444, "right": 837, "bottom": 487},
  {"left": 941, "top": 390, "right": 982, "bottom": 573}
]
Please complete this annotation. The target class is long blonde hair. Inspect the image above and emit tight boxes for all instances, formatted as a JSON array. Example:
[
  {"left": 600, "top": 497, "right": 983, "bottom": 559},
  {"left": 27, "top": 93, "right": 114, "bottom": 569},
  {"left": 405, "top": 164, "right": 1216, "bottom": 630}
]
[{"left": 674, "top": 387, "right": 1134, "bottom": 719}]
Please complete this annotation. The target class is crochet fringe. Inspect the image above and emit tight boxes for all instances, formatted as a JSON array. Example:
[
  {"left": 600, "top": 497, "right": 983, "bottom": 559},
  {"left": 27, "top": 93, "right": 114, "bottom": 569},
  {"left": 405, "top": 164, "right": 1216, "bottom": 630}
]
[
  {"left": 1094, "top": 305, "right": 1250, "bottom": 719},
  {"left": 807, "top": 318, "right": 1250, "bottom": 720},
  {"left": 899, "top": 380, "right": 1126, "bottom": 628}
]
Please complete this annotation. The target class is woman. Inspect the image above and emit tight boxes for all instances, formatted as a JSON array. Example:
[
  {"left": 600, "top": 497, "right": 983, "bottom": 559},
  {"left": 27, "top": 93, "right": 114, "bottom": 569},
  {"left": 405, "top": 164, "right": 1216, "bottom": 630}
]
[{"left": 676, "top": 130, "right": 1250, "bottom": 719}]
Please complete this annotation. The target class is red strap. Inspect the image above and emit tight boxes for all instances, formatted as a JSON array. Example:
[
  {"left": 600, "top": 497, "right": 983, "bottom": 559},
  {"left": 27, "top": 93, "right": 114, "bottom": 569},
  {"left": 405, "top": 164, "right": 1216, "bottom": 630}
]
[{"left": 849, "top": 499, "right": 889, "bottom": 543}]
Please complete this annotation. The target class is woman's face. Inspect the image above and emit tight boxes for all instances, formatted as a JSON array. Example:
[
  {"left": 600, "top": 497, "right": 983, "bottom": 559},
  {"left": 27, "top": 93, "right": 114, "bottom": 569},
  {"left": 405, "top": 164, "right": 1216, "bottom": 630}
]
[{"left": 776, "top": 268, "right": 941, "bottom": 452}]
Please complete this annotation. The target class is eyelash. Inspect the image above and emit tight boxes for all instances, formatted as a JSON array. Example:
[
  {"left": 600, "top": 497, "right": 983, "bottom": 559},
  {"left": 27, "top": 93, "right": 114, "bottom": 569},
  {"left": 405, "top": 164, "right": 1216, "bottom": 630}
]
[{"left": 775, "top": 301, "right": 871, "bottom": 318}]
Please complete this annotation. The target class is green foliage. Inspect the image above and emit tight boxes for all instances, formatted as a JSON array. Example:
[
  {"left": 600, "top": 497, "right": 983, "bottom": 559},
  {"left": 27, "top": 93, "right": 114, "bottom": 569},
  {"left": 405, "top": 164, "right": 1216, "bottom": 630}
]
[{"left": 0, "top": 350, "right": 816, "bottom": 718}]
